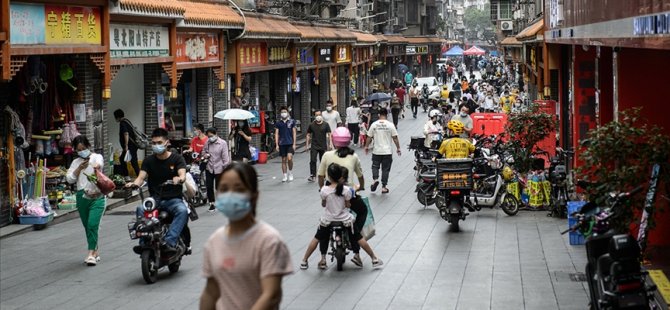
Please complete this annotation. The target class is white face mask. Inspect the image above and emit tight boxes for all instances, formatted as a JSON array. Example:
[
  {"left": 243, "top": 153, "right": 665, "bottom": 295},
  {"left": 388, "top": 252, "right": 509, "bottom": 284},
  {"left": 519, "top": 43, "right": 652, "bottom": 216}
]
[
  {"left": 281, "top": 112, "right": 288, "bottom": 119},
  {"left": 315, "top": 116, "right": 323, "bottom": 123},
  {"left": 326, "top": 107, "right": 333, "bottom": 112}
]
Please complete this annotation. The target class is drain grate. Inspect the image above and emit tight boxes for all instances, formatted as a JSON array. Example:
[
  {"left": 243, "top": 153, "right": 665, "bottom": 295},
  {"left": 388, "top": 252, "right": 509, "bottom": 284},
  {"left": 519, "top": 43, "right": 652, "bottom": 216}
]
[{"left": 569, "top": 272, "right": 587, "bottom": 282}]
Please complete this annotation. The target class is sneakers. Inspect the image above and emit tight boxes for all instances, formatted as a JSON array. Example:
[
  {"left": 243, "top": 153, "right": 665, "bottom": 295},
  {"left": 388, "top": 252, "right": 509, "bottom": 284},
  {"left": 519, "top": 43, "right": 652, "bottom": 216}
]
[
  {"left": 288, "top": 173, "right": 294, "bottom": 182},
  {"left": 208, "top": 203, "right": 216, "bottom": 212},
  {"left": 372, "top": 258, "right": 384, "bottom": 269},
  {"left": 351, "top": 255, "right": 363, "bottom": 267},
  {"left": 307, "top": 175, "right": 315, "bottom": 182},
  {"left": 300, "top": 261, "right": 309, "bottom": 270},
  {"left": 85, "top": 256, "right": 97, "bottom": 266},
  {"left": 161, "top": 243, "right": 178, "bottom": 254},
  {"left": 282, "top": 174, "right": 288, "bottom": 182}
]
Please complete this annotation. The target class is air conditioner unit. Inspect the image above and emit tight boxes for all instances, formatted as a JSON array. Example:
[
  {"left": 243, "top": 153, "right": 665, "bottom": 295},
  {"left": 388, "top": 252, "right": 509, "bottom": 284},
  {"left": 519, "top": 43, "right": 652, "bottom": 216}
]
[{"left": 500, "top": 20, "right": 513, "bottom": 31}]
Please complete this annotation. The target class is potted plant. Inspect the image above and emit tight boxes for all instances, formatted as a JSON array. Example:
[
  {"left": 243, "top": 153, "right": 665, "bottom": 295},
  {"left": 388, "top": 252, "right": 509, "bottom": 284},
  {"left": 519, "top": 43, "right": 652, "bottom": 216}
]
[
  {"left": 577, "top": 107, "right": 670, "bottom": 235},
  {"left": 503, "top": 103, "right": 557, "bottom": 173}
]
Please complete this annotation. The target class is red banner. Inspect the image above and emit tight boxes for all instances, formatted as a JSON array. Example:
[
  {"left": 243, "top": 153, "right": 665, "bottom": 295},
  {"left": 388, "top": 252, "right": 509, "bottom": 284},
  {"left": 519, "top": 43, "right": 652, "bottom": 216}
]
[{"left": 175, "top": 33, "right": 219, "bottom": 63}]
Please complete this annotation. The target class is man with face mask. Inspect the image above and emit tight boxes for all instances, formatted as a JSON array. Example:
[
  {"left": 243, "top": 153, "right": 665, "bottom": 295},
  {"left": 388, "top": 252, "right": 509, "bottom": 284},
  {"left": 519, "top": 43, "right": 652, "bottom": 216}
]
[
  {"left": 275, "top": 106, "right": 297, "bottom": 182},
  {"left": 322, "top": 100, "right": 342, "bottom": 132},
  {"left": 127, "top": 128, "right": 188, "bottom": 254},
  {"left": 424, "top": 110, "right": 443, "bottom": 149},
  {"left": 202, "top": 128, "right": 230, "bottom": 211},
  {"left": 450, "top": 104, "right": 474, "bottom": 138},
  {"left": 306, "top": 111, "right": 332, "bottom": 182}
]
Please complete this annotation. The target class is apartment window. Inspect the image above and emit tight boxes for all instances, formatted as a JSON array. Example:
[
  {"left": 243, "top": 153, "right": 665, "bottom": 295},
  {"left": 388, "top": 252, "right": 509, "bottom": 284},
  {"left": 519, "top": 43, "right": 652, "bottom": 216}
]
[
  {"left": 490, "top": 2, "right": 498, "bottom": 21},
  {"left": 407, "top": 1, "right": 419, "bottom": 24},
  {"left": 499, "top": 1, "right": 512, "bottom": 19}
]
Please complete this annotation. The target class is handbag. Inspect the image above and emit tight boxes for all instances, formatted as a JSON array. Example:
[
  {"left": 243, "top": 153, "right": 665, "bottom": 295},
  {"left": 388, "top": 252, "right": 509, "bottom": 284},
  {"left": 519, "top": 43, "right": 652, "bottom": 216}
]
[
  {"left": 360, "top": 196, "right": 376, "bottom": 240},
  {"left": 94, "top": 168, "right": 116, "bottom": 195}
]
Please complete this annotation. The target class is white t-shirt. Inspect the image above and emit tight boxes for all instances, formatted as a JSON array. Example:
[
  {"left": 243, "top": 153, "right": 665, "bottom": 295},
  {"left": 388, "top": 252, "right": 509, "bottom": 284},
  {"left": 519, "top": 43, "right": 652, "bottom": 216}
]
[
  {"left": 367, "top": 119, "right": 398, "bottom": 155},
  {"left": 423, "top": 121, "right": 442, "bottom": 148},
  {"left": 322, "top": 110, "right": 341, "bottom": 132},
  {"left": 345, "top": 106, "right": 361, "bottom": 124},
  {"left": 320, "top": 185, "right": 354, "bottom": 223},
  {"left": 66, "top": 153, "right": 105, "bottom": 197}
]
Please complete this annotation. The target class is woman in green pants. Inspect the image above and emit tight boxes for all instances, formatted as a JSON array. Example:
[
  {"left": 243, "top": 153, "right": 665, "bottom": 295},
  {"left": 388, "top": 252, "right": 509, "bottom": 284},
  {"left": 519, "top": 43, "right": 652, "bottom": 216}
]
[{"left": 66, "top": 135, "right": 106, "bottom": 266}]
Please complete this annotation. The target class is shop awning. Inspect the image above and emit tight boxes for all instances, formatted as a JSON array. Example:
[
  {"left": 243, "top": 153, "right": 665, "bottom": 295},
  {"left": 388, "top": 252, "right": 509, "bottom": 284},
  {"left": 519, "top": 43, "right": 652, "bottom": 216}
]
[
  {"left": 500, "top": 36, "right": 522, "bottom": 46},
  {"left": 405, "top": 36, "right": 443, "bottom": 45},
  {"left": 351, "top": 31, "right": 378, "bottom": 45},
  {"left": 242, "top": 14, "right": 301, "bottom": 40},
  {"left": 375, "top": 34, "right": 389, "bottom": 44},
  {"left": 180, "top": 1, "right": 244, "bottom": 28},
  {"left": 292, "top": 23, "right": 356, "bottom": 43},
  {"left": 113, "top": 0, "right": 185, "bottom": 18},
  {"left": 444, "top": 45, "right": 464, "bottom": 56},
  {"left": 384, "top": 35, "right": 407, "bottom": 45},
  {"left": 463, "top": 46, "right": 486, "bottom": 56},
  {"left": 516, "top": 19, "right": 544, "bottom": 42}
]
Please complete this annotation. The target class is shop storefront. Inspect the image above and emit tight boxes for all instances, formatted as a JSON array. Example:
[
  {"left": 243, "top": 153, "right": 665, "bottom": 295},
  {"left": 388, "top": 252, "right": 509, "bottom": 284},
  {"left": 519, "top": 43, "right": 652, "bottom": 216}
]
[
  {"left": 381, "top": 35, "right": 407, "bottom": 88},
  {"left": 1, "top": 1, "right": 110, "bottom": 226},
  {"left": 516, "top": 18, "right": 544, "bottom": 102},
  {"left": 351, "top": 31, "right": 378, "bottom": 100},
  {"left": 334, "top": 44, "right": 352, "bottom": 115}
]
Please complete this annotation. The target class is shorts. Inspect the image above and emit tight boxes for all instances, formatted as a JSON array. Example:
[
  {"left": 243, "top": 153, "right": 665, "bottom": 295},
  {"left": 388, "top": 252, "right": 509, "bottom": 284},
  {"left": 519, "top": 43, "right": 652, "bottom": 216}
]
[{"left": 278, "top": 145, "right": 294, "bottom": 157}]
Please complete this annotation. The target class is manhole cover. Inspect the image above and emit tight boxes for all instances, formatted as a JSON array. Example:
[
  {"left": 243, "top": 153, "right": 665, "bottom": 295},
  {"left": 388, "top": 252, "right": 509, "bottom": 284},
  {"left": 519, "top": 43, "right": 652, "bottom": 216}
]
[{"left": 569, "top": 272, "right": 587, "bottom": 282}]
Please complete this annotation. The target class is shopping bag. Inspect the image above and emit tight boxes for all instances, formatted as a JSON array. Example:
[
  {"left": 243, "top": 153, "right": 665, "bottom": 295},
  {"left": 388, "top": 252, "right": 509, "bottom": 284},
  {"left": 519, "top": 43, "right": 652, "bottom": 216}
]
[
  {"left": 123, "top": 151, "right": 132, "bottom": 162},
  {"left": 182, "top": 172, "right": 197, "bottom": 199},
  {"left": 94, "top": 168, "right": 116, "bottom": 195},
  {"left": 360, "top": 196, "right": 376, "bottom": 240}
]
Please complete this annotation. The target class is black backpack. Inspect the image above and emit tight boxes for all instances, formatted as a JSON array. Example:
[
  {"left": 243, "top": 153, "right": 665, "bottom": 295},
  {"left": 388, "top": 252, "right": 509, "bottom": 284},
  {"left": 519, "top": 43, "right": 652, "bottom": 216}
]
[{"left": 122, "top": 119, "right": 150, "bottom": 149}]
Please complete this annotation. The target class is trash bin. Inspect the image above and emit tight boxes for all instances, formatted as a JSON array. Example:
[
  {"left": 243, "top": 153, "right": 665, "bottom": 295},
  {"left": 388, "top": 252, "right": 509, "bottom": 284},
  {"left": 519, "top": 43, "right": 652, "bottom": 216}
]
[{"left": 258, "top": 151, "right": 268, "bottom": 164}]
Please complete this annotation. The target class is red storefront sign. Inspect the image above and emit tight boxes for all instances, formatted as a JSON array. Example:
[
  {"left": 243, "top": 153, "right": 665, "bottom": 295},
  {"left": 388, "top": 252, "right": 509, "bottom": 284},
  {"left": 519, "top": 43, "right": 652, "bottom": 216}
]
[
  {"left": 239, "top": 43, "right": 267, "bottom": 67},
  {"left": 175, "top": 33, "right": 219, "bottom": 63}
]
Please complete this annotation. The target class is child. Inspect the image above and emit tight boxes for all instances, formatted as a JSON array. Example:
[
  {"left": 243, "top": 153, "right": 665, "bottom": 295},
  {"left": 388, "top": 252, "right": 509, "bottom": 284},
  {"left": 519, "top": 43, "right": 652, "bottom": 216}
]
[
  {"left": 358, "top": 122, "right": 367, "bottom": 148},
  {"left": 300, "top": 163, "right": 353, "bottom": 270}
]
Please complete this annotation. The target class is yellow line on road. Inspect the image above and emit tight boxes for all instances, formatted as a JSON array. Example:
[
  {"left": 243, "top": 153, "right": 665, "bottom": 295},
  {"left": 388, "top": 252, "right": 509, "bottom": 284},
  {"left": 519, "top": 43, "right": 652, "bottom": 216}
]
[{"left": 649, "top": 269, "right": 670, "bottom": 304}]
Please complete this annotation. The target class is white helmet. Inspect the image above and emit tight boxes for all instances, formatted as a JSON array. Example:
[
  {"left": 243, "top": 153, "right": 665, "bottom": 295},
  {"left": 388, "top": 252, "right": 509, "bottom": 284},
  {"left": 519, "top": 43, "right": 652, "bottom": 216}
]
[{"left": 429, "top": 110, "right": 442, "bottom": 118}]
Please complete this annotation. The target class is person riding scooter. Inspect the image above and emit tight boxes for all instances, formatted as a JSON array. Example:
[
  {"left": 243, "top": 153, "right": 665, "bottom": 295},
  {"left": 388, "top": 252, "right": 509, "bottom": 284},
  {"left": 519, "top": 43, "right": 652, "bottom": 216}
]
[
  {"left": 438, "top": 120, "right": 475, "bottom": 159},
  {"left": 424, "top": 110, "right": 443, "bottom": 149},
  {"left": 421, "top": 83, "right": 430, "bottom": 112}
]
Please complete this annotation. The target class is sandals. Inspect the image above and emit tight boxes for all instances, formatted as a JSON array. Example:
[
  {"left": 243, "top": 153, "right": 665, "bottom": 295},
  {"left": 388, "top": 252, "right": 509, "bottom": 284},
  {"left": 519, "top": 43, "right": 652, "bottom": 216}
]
[
  {"left": 381, "top": 187, "right": 389, "bottom": 194},
  {"left": 351, "top": 256, "right": 363, "bottom": 267},
  {"left": 370, "top": 181, "right": 380, "bottom": 192},
  {"left": 318, "top": 261, "right": 327, "bottom": 270},
  {"left": 300, "top": 261, "right": 308, "bottom": 270},
  {"left": 372, "top": 258, "right": 384, "bottom": 269}
]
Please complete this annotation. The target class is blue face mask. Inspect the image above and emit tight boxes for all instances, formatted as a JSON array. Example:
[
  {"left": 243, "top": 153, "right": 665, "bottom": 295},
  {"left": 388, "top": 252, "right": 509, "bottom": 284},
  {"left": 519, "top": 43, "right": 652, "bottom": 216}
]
[
  {"left": 215, "top": 192, "right": 252, "bottom": 221},
  {"left": 78, "top": 149, "right": 91, "bottom": 158},
  {"left": 152, "top": 144, "right": 167, "bottom": 154}
]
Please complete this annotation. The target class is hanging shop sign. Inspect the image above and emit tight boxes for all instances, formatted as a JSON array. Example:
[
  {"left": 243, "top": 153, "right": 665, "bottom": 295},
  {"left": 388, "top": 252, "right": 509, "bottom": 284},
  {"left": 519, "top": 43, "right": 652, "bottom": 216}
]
[
  {"left": 336, "top": 45, "right": 351, "bottom": 63},
  {"left": 287, "top": 75, "right": 301, "bottom": 92},
  {"left": 239, "top": 43, "right": 267, "bottom": 67},
  {"left": 110, "top": 24, "right": 169, "bottom": 58},
  {"left": 175, "top": 33, "right": 219, "bottom": 63},
  {"left": 268, "top": 46, "right": 290, "bottom": 64},
  {"left": 298, "top": 47, "right": 314, "bottom": 65},
  {"left": 416, "top": 46, "right": 429, "bottom": 54},
  {"left": 319, "top": 47, "right": 332, "bottom": 63},
  {"left": 406, "top": 46, "right": 416, "bottom": 55},
  {"left": 10, "top": 2, "right": 101, "bottom": 45}
]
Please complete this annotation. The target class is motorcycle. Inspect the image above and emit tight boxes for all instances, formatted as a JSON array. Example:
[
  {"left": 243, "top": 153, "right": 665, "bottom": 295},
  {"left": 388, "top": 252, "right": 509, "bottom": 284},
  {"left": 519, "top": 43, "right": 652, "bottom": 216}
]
[
  {"left": 183, "top": 151, "right": 208, "bottom": 208},
  {"left": 421, "top": 89, "right": 430, "bottom": 113},
  {"left": 328, "top": 221, "right": 353, "bottom": 271},
  {"left": 467, "top": 164, "right": 520, "bottom": 216},
  {"left": 562, "top": 185, "right": 658, "bottom": 310},
  {"left": 127, "top": 182, "right": 192, "bottom": 284},
  {"left": 547, "top": 147, "right": 574, "bottom": 218},
  {"left": 434, "top": 158, "right": 473, "bottom": 232}
]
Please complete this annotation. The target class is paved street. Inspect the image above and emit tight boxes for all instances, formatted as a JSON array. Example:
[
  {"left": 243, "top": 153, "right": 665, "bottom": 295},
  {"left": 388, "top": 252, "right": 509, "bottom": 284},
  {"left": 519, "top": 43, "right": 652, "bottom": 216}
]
[{"left": 0, "top": 112, "right": 589, "bottom": 310}]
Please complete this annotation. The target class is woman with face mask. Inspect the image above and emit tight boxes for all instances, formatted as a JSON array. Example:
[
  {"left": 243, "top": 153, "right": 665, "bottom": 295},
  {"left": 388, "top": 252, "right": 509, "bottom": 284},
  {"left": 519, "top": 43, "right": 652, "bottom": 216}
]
[
  {"left": 230, "top": 120, "right": 252, "bottom": 163},
  {"left": 204, "top": 127, "right": 231, "bottom": 212},
  {"left": 200, "top": 162, "right": 293, "bottom": 310},
  {"left": 66, "top": 135, "right": 106, "bottom": 266}
]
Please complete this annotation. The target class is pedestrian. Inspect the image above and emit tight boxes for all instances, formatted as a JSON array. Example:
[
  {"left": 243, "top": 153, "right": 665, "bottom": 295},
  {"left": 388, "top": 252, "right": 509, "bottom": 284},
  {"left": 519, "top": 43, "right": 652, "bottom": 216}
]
[
  {"left": 390, "top": 93, "right": 402, "bottom": 128},
  {"left": 409, "top": 83, "right": 420, "bottom": 118},
  {"left": 322, "top": 100, "right": 342, "bottom": 131},
  {"left": 345, "top": 99, "right": 361, "bottom": 145},
  {"left": 274, "top": 106, "right": 297, "bottom": 182},
  {"left": 447, "top": 64, "right": 454, "bottom": 82},
  {"left": 203, "top": 128, "right": 230, "bottom": 211},
  {"left": 313, "top": 128, "right": 383, "bottom": 269},
  {"left": 450, "top": 104, "right": 474, "bottom": 138},
  {"left": 364, "top": 109, "right": 401, "bottom": 194},
  {"left": 394, "top": 84, "right": 406, "bottom": 117},
  {"left": 306, "top": 111, "right": 332, "bottom": 182},
  {"left": 113, "top": 109, "right": 140, "bottom": 177},
  {"left": 185, "top": 123, "right": 208, "bottom": 155},
  {"left": 229, "top": 120, "right": 252, "bottom": 162},
  {"left": 66, "top": 135, "right": 106, "bottom": 266},
  {"left": 200, "top": 162, "right": 293, "bottom": 310}
]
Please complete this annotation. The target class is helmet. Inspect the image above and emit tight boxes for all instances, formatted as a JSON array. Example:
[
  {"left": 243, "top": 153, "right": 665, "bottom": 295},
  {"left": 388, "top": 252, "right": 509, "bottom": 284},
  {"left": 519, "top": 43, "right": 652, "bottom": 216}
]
[
  {"left": 502, "top": 166, "right": 514, "bottom": 181},
  {"left": 429, "top": 110, "right": 442, "bottom": 118},
  {"left": 447, "top": 120, "right": 465, "bottom": 135},
  {"left": 332, "top": 127, "right": 352, "bottom": 148}
]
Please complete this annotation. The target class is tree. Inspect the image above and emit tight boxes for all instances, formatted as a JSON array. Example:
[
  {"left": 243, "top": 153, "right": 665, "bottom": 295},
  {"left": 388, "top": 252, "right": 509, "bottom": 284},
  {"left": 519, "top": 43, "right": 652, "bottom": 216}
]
[{"left": 463, "top": 4, "right": 495, "bottom": 42}]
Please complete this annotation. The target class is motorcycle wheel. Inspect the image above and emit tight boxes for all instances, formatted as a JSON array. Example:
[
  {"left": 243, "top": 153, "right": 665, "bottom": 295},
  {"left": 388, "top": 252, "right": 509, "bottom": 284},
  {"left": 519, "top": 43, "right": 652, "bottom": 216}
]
[
  {"left": 335, "top": 247, "right": 345, "bottom": 271},
  {"left": 141, "top": 250, "right": 158, "bottom": 284},
  {"left": 450, "top": 214, "right": 460, "bottom": 232},
  {"left": 417, "top": 190, "right": 435, "bottom": 206},
  {"left": 168, "top": 259, "right": 181, "bottom": 274},
  {"left": 501, "top": 194, "right": 520, "bottom": 216}
]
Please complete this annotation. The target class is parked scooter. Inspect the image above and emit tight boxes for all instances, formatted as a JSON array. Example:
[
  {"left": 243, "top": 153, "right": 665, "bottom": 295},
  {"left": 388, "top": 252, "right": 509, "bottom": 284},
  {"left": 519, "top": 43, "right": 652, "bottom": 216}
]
[
  {"left": 547, "top": 147, "right": 574, "bottom": 218},
  {"left": 562, "top": 185, "right": 658, "bottom": 309},
  {"left": 127, "top": 182, "right": 191, "bottom": 284},
  {"left": 467, "top": 164, "right": 520, "bottom": 216}
]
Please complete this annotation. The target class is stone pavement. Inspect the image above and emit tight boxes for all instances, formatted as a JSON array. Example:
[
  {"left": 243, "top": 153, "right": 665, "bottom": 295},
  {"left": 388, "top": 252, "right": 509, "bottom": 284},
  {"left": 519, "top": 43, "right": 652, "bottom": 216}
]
[{"left": 0, "top": 109, "right": 590, "bottom": 310}]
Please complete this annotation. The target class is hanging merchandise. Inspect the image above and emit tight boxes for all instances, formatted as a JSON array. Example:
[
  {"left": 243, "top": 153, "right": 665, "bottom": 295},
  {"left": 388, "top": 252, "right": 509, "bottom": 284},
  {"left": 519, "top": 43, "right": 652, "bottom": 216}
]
[
  {"left": 4, "top": 106, "right": 30, "bottom": 150},
  {"left": 59, "top": 64, "right": 77, "bottom": 91}
]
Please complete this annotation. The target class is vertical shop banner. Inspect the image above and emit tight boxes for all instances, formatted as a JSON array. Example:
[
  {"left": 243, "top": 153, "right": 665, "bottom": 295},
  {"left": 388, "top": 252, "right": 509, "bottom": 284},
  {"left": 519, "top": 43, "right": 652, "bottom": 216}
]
[
  {"left": 110, "top": 24, "right": 169, "bottom": 58},
  {"left": 175, "top": 33, "right": 219, "bottom": 63},
  {"left": 44, "top": 5, "right": 101, "bottom": 44},
  {"left": 10, "top": 3, "right": 46, "bottom": 44},
  {"left": 336, "top": 45, "right": 351, "bottom": 63},
  {"left": 157, "top": 92, "right": 165, "bottom": 129},
  {"left": 268, "top": 46, "right": 290, "bottom": 64},
  {"left": 74, "top": 103, "right": 86, "bottom": 122},
  {"left": 298, "top": 47, "right": 314, "bottom": 65},
  {"left": 319, "top": 47, "right": 332, "bottom": 63},
  {"left": 239, "top": 43, "right": 267, "bottom": 67},
  {"left": 330, "top": 67, "right": 338, "bottom": 105}
]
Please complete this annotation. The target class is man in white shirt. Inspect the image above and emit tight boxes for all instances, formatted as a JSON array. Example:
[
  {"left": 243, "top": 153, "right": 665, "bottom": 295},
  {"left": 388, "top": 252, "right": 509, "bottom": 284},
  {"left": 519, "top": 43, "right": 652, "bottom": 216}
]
[
  {"left": 322, "top": 100, "right": 342, "bottom": 132},
  {"left": 345, "top": 100, "right": 361, "bottom": 145},
  {"left": 424, "top": 110, "right": 443, "bottom": 148},
  {"left": 364, "top": 109, "right": 401, "bottom": 194}
]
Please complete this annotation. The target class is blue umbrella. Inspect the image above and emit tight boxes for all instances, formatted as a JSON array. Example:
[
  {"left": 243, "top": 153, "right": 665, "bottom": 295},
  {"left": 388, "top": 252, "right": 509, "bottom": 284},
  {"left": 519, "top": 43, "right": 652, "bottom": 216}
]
[
  {"left": 366, "top": 92, "right": 392, "bottom": 102},
  {"left": 397, "top": 64, "right": 409, "bottom": 74}
]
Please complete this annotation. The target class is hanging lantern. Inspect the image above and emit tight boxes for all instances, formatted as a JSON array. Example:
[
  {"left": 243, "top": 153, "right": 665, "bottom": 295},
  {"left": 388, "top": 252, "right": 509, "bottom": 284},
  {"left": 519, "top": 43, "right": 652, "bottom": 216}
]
[
  {"left": 219, "top": 80, "right": 225, "bottom": 90},
  {"left": 169, "top": 88, "right": 178, "bottom": 99},
  {"left": 102, "top": 87, "right": 112, "bottom": 99}
]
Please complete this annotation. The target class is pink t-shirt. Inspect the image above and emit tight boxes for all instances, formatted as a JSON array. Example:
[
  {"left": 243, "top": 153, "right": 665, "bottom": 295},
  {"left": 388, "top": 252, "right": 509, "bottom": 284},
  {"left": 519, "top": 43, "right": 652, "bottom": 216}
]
[{"left": 202, "top": 221, "right": 293, "bottom": 310}]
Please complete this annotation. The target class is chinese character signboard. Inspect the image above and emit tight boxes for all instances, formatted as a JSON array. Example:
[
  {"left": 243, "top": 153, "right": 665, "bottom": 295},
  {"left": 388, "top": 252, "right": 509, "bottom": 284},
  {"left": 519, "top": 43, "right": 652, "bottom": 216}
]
[
  {"left": 239, "top": 43, "right": 267, "bottom": 67},
  {"left": 335, "top": 45, "right": 351, "bottom": 63},
  {"left": 110, "top": 24, "right": 169, "bottom": 58},
  {"left": 10, "top": 3, "right": 101, "bottom": 45},
  {"left": 298, "top": 47, "right": 314, "bottom": 65},
  {"left": 319, "top": 47, "right": 332, "bottom": 63},
  {"left": 415, "top": 46, "right": 428, "bottom": 54},
  {"left": 406, "top": 46, "right": 417, "bottom": 55},
  {"left": 175, "top": 33, "right": 219, "bottom": 63},
  {"left": 268, "top": 46, "right": 290, "bottom": 64}
]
